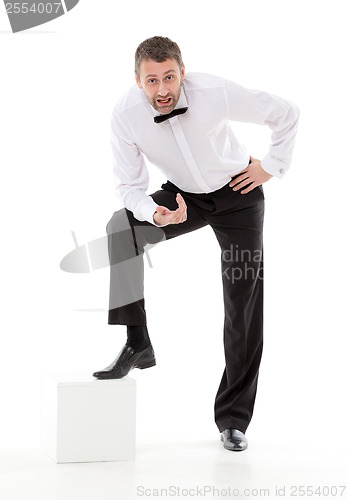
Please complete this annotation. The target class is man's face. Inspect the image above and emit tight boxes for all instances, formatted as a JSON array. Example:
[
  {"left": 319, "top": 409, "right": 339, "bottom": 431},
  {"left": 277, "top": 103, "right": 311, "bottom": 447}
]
[{"left": 135, "top": 58, "right": 185, "bottom": 114}]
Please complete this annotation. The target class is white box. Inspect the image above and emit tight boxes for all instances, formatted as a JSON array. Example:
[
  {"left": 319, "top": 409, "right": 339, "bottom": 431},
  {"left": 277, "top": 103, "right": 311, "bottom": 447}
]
[{"left": 40, "top": 371, "right": 136, "bottom": 463}]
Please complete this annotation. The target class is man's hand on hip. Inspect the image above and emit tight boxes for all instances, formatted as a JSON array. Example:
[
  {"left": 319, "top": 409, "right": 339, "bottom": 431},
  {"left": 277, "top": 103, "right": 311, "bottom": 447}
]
[
  {"left": 153, "top": 193, "right": 187, "bottom": 227},
  {"left": 229, "top": 156, "right": 273, "bottom": 194}
]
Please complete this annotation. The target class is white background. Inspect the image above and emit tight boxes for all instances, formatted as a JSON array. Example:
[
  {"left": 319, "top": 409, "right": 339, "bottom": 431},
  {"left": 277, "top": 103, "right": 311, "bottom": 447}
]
[{"left": 0, "top": 0, "right": 346, "bottom": 466}]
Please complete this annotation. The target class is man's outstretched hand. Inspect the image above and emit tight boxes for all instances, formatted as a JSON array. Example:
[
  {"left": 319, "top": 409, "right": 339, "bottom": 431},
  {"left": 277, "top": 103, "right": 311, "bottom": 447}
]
[
  {"left": 153, "top": 192, "right": 187, "bottom": 227},
  {"left": 229, "top": 156, "right": 273, "bottom": 194}
]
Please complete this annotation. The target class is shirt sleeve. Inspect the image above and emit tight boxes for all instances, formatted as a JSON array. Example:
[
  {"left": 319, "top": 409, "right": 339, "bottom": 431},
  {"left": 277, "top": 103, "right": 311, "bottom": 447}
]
[
  {"left": 223, "top": 78, "right": 300, "bottom": 178},
  {"left": 110, "top": 106, "right": 161, "bottom": 226}
]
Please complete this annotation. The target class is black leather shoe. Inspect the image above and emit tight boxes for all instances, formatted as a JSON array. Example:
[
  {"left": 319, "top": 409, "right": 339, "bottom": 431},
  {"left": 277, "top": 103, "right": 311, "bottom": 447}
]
[
  {"left": 220, "top": 429, "right": 248, "bottom": 451},
  {"left": 92, "top": 344, "right": 156, "bottom": 379}
]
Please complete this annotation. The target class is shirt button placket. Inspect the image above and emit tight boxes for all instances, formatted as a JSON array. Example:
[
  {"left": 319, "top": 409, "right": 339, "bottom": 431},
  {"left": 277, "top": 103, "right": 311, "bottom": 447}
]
[{"left": 169, "top": 116, "right": 211, "bottom": 192}]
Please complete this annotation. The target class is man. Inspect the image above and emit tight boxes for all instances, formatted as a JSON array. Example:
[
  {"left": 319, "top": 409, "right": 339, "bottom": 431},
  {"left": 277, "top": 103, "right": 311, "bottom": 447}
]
[{"left": 92, "top": 36, "right": 300, "bottom": 452}]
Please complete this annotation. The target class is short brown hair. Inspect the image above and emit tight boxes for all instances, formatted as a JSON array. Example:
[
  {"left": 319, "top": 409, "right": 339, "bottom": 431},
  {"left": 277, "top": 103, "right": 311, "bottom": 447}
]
[{"left": 135, "top": 36, "right": 183, "bottom": 78}]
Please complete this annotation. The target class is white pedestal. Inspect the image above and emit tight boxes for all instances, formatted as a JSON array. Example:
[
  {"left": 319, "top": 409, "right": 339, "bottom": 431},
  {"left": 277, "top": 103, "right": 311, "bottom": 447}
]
[{"left": 40, "top": 371, "right": 136, "bottom": 463}]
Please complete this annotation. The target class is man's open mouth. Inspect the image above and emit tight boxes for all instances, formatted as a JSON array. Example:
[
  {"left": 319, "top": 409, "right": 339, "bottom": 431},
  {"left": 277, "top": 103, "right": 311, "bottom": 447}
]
[{"left": 157, "top": 97, "right": 172, "bottom": 105}]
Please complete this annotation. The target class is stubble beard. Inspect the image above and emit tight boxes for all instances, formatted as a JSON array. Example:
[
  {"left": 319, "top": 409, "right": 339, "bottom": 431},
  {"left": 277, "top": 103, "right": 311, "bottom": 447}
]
[{"left": 152, "top": 85, "right": 182, "bottom": 114}]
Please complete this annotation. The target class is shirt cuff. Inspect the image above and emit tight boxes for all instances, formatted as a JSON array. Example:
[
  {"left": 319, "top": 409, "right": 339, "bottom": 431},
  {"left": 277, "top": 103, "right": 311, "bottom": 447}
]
[
  {"left": 261, "top": 153, "right": 287, "bottom": 179},
  {"left": 140, "top": 196, "right": 161, "bottom": 226}
]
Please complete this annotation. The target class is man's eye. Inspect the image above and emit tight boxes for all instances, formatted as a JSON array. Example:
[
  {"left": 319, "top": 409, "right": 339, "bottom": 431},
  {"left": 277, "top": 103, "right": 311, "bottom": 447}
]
[
  {"left": 149, "top": 79, "right": 156, "bottom": 84},
  {"left": 167, "top": 76, "right": 174, "bottom": 80}
]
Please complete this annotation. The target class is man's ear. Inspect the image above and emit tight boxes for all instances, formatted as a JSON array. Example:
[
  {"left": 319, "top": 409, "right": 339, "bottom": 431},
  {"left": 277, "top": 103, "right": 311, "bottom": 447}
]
[
  {"left": 180, "top": 63, "right": 185, "bottom": 83},
  {"left": 135, "top": 72, "right": 142, "bottom": 89}
]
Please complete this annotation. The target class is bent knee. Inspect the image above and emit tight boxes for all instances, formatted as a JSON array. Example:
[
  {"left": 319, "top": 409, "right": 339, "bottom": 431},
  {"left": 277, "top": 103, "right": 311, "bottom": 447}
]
[{"left": 106, "top": 208, "right": 130, "bottom": 234}]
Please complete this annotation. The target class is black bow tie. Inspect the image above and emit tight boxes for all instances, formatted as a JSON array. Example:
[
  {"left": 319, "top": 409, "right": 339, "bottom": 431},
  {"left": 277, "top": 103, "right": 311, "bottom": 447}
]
[{"left": 154, "top": 107, "right": 188, "bottom": 124}]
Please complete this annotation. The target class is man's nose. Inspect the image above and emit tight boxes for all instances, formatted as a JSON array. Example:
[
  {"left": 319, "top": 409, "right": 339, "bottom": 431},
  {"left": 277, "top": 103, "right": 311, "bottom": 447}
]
[{"left": 158, "top": 80, "right": 169, "bottom": 96}]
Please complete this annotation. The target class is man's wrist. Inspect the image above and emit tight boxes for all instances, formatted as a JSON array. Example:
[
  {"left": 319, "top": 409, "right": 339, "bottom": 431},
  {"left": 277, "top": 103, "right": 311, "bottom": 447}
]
[{"left": 153, "top": 211, "right": 162, "bottom": 226}]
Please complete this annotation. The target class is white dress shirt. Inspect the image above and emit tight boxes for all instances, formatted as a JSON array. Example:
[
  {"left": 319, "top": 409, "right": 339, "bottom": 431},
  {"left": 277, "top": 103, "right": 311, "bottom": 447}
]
[{"left": 110, "top": 72, "right": 300, "bottom": 225}]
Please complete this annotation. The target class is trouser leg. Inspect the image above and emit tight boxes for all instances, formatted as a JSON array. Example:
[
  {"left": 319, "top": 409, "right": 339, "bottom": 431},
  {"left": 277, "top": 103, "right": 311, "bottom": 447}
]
[
  {"left": 209, "top": 187, "right": 265, "bottom": 433},
  {"left": 106, "top": 207, "right": 153, "bottom": 325},
  {"left": 107, "top": 182, "right": 208, "bottom": 325}
]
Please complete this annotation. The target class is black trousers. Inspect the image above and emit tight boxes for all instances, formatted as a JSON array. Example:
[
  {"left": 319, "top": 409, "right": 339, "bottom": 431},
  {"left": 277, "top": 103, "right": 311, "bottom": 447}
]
[{"left": 106, "top": 174, "right": 264, "bottom": 434}]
